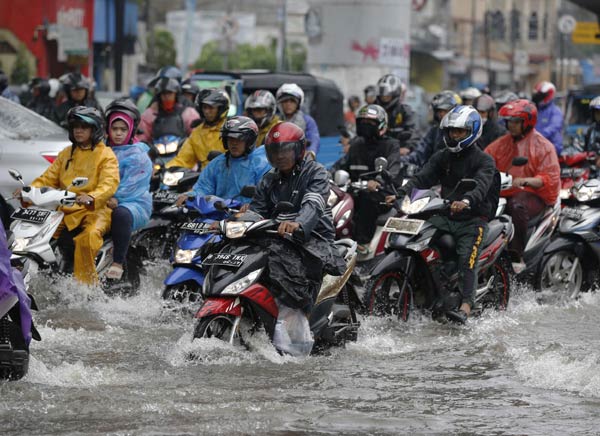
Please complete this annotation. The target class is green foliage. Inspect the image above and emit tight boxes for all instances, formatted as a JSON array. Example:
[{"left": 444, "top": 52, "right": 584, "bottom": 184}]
[
  {"left": 286, "top": 42, "right": 307, "bottom": 72},
  {"left": 148, "top": 29, "right": 177, "bottom": 68},
  {"left": 10, "top": 46, "right": 30, "bottom": 85},
  {"left": 193, "top": 41, "right": 224, "bottom": 70}
]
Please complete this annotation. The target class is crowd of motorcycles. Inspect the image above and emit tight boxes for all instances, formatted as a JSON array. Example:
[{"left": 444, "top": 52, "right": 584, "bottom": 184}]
[{"left": 3, "top": 133, "right": 600, "bottom": 380}]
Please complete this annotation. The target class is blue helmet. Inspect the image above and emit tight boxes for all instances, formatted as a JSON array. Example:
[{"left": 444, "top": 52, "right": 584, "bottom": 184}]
[{"left": 440, "top": 105, "right": 482, "bottom": 153}]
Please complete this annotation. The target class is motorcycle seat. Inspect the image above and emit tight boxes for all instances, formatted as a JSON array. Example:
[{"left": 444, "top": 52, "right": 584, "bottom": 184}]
[
  {"left": 376, "top": 208, "right": 397, "bottom": 226},
  {"left": 333, "top": 239, "right": 356, "bottom": 259}
]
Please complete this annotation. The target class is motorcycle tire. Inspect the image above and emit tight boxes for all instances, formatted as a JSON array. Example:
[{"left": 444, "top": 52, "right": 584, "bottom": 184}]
[
  {"left": 478, "top": 255, "right": 511, "bottom": 310},
  {"left": 363, "top": 270, "right": 416, "bottom": 321},
  {"left": 0, "top": 311, "right": 29, "bottom": 381},
  {"left": 193, "top": 314, "right": 242, "bottom": 346},
  {"left": 537, "top": 249, "right": 588, "bottom": 302}
]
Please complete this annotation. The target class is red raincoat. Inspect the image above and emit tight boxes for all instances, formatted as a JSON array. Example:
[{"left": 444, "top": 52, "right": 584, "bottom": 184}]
[{"left": 485, "top": 129, "right": 560, "bottom": 205}]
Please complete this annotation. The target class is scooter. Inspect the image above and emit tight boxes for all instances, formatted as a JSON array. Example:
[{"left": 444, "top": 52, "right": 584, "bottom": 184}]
[
  {"left": 192, "top": 204, "right": 360, "bottom": 353},
  {"left": 537, "top": 178, "right": 600, "bottom": 301},
  {"left": 149, "top": 134, "right": 185, "bottom": 191},
  {"left": 558, "top": 151, "right": 597, "bottom": 204},
  {"left": 364, "top": 179, "right": 514, "bottom": 323},
  {"left": 7, "top": 169, "right": 141, "bottom": 294}
]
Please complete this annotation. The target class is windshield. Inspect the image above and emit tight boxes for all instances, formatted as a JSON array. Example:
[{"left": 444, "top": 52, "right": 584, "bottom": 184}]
[
  {"left": 566, "top": 95, "right": 594, "bottom": 126},
  {"left": 0, "top": 97, "right": 66, "bottom": 140}
]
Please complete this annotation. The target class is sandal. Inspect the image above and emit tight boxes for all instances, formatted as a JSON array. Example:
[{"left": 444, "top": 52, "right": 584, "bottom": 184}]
[
  {"left": 357, "top": 244, "right": 370, "bottom": 255},
  {"left": 105, "top": 263, "right": 124, "bottom": 280}
]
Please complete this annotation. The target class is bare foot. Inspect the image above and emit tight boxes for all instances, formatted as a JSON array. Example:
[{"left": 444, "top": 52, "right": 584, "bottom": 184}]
[{"left": 459, "top": 302, "right": 471, "bottom": 317}]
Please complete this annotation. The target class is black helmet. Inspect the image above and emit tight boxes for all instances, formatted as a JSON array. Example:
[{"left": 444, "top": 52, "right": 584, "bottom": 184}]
[
  {"left": 181, "top": 79, "right": 200, "bottom": 98},
  {"left": 65, "top": 72, "right": 90, "bottom": 91},
  {"left": 220, "top": 116, "right": 259, "bottom": 155},
  {"left": 196, "top": 88, "right": 230, "bottom": 123},
  {"left": 105, "top": 98, "right": 141, "bottom": 140},
  {"left": 29, "top": 77, "right": 51, "bottom": 96},
  {"left": 155, "top": 66, "right": 183, "bottom": 83},
  {"left": 154, "top": 77, "right": 181, "bottom": 95},
  {"left": 356, "top": 104, "right": 388, "bottom": 139},
  {"left": 67, "top": 106, "right": 105, "bottom": 145},
  {"left": 376, "top": 74, "right": 404, "bottom": 109},
  {"left": 431, "top": 90, "right": 461, "bottom": 111},
  {"left": 244, "top": 90, "right": 277, "bottom": 127}
]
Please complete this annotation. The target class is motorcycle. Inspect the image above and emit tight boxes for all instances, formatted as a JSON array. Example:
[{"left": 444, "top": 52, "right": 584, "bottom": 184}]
[
  {"left": 537, "top": 178, "right": 600, "bottom": 301},
  {"left": 192, "top": 203, "right": 360, "bottom": 353},
  {"left": 161, "top": 190, "right": 253, "bottom": 304},
  {"left": 364, "top": 179, "right": 514, "bottom": 323},
  {"left": 558, "top": 151, "right": 597, "bottom": 204},
  {"left": 149, "top": 135, "right": 185, "bottom": 191},
  {"left": 7, "top": 169, "right": 141, "bottom": 294}
]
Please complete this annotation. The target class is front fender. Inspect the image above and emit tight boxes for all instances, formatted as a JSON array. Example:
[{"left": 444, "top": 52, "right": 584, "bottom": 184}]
[
  {"left": 195, "top": 297, "right": 242, "bottom": 318},
  {"left": 164, "top": 267, "right": 204, "bottom": 287},
  {"left": 369, "top": 249, "right": 411, "bottom": 276},
  {"left": 544, "top": 234, "right": 582, "bottom": 255}
]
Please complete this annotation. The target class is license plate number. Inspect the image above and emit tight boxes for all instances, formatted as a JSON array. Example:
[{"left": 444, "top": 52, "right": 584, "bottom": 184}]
[
  {"left": 383, "top": 217, "right": 425, "bottom": 235},
  {"left": 562, "top": 207, "right": 583, "bottom": 220},
  {"left": 203, "top": 253, "right": 247, "bottom": 267},
  {"left": 10, "top": 208, "right": 51, "bottom": 224},
  {"left": 180, "top": 221, "right": 212, "bottom": 234},
  {"left": 153, "top": 190, "right": 179, "bottom": 203}
]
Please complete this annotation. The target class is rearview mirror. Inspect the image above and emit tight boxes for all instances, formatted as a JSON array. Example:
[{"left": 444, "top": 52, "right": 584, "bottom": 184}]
[
  {"left": 240, "top": 185, "right": 256, "bottom": 198},
  {"left": 274, "top": 201, "right": 295, "bottom": 214},
  {"left": 512, "top": 157, "right": 528, "bottom": 167},
  {"left": 334, "top": 170, "right": 350, "bottom": 186},
  {"left": 8, "top": 168, "right": 22, "bottom": 183},
  {"left": 455, "top": 178, "right": 477, "bottom": 194},
  {"left": 374, "top": 157, "right": 388, "bottom": 172},
  {"left": 71, "top": 177, "right": 88, "bottom": 188}
]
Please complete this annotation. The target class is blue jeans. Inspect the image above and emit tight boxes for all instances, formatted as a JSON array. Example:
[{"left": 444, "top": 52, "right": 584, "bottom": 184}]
[{"left": 111, "top": 206, "right": 133, "bottom": 265}]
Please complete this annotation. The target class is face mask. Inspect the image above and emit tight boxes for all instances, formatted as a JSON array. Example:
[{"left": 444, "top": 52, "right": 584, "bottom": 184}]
[
  {"left": 162, "top": 100, "right": 175, "bottom": 112},
  {"left": 481, "top": 116, "right": 488, "bottom": 125},
  {"left": 356, "top": 122, "right": 379, "bottom": 140}
]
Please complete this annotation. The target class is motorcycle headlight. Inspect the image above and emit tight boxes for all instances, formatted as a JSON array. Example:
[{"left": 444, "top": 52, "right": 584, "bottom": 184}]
[
  {"left": 162, "top": 171, "right": 184, "bottom": 186},
  {"left": 327, "top": 190, "right": 338, "bottom": 207},
  {"left": 406, "top": 237, "right": 432, "bottom": 253},
  {"left": 559, "top": 188, "right": 571, "bottom": 200},
  {"left": 575, "top": 185, "right": 599, "bottom": 202},
  {"left": 222, "top": 268, "right": 263, "bottom": 295},
  {"left": 166, "top": 141, "right": 179, "bottom": 154},
  {"left": 225, "top": 222, "right": 251, "bottom": 239},
  {"left": 155, "top": 143, "right": 166, "bottom": 154},
  {"left": 174, "top": 249, "right": 198, "bottom": 264},
  {"left": 336, "top": 209, "right": 351, "bottom": 229},
  {"left": 401, "top": 196, "right": 430, "bottom": 215}
]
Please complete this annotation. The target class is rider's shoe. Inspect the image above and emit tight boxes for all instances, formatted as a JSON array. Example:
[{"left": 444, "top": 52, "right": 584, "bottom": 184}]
[{"left": 445, "top": 309, "right": 468, "bottom": 324}]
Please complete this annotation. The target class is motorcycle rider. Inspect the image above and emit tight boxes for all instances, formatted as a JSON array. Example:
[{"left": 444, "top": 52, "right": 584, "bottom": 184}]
[
  {"left": 330, "top": 104, "right": 402, "bottom": 253},
  {"left": 54, "top": 73, "right": 103, "bottom": 128},
  {"left": 104, "top": 99, "right": 153, "bottom": 280},
  {"left": 344, "top": 95, "right": 361, "bottom": 131},
  {"left": 474, "top": 94, "right": 506, "bottom": 149},
  {"left": 532, "top": 81, "right": 564, "bottom": 155},
  {"left": 459, "top": 87, "right": 482, "bottom": 106},
  {"left": 584, "top": 96, "right": 600, "bottom": 168},
  {"left": 364, "top": 85, "right": 377, "bottom": 105},
  {"left": 485, "top": 99, "right": 561, "bottom": 265},
  {"left": 403, "top": 90, "right": 462, "bottom": 167},
  {"left": 175, "top": 116, "right": 271, "bottom": 206},
  {"left": 137, "top": 65, "right": 188, "bottom": 112},
  {"left": 166, "top": 88, "right": 230, "bottom": 170},
  {"left": 26, "top": 77, "right": 57, "bottom": 121},
  {"left": 375, "top": 74, "right": 416, "bottom": 153},
  {"left": 181, "top": 78, "right": 200, "bottom": 105},
  {"left": 0, "top": 70, "right": 20, "bottom": 103},
  {"left": 244, "top": 90, "right": 281, "bottom": 146},
  {"left": 389, "top": 106, "right": 499, "bottom": 322},
  {"left": 250, "top": 122, "right": 345, "bottom": 355},
  {"left": 15, "top": 107, "right": 119, "bottom": 285},
  {"left": 493, "top": 90, "right": 519, "bottom": 113},
  {"left": 138, "top": 77, "right": 200, "bottom": 144},
  {"left": 276, "top": 83, "right": 320, "bottom": 156}
]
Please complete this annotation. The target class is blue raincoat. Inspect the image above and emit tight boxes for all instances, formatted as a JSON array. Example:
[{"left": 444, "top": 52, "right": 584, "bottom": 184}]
[
  {"left": 189, "top": 147, "right": 271, "bottom": 203},
  {"left": 0, "top": 226, "right": 32, "bottom": 346},
  {"left": 536, "top": 102, "right": 563, "bottom": 155},
  {"left": 112, "top": 143, "right": 153, "bottom": 230}
]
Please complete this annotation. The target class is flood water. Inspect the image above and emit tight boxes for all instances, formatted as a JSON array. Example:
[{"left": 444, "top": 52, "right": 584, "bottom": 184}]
[{"left": 2, "top": 263, "right": 600, "bottom": 435}]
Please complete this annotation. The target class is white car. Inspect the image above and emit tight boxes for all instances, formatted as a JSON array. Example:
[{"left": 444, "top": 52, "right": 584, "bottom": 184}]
[{"left": 0, "top": 97, "right": 70, "bottom": 213}]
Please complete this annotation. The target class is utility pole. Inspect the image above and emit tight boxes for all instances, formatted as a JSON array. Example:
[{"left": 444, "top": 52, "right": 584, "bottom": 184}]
[
  {"left": 484, "top": 10, "right": 492, "bottom": 89},
  {"left": 146, "top": 0, "right": 156, "bottom": 68},
  {"left": 509, "top": 1, "right": 517, "bottom": 89},
  {"left": 276, "top": 0, "right": 287, "bottom": 71},
  {"left": 469, "top": 0, "right": 476, "bottom": 85}
]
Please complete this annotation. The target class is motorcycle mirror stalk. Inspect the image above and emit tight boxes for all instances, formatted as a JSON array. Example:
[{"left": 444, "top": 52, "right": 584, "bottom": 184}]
[{"left": 8, "top": 168, "right": 24, "bottom": 185}]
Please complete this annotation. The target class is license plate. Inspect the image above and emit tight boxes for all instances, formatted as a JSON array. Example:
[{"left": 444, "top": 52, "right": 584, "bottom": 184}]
[
  {"left": 153, "top": 190, "right": 180, "bottom": 203},
  {"left": 203, "top": 253, "right": 247, "bottom": 267},
  {"left": 10, "top": 208, "right": 51, "bottom": 224},
  {"left": 562, "top": 207, "right": 583, "bottom": 220},
  {"left": 180, "top": 221, "right": 212, "bottom": 234},
  {"left": 383, "top": 217, "right": 425, "bottom": 235}
]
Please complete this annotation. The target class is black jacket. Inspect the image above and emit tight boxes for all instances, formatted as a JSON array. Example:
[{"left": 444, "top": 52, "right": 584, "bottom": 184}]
[
  {"left": 478, "top": 119, "right": 506, "bottom": 150},
  {"left": 386, "top": 102, "right": 417, "bottom": 148},
  {"left": 403, "top": 124, "right": 445, "bottom": 167},
  {"left": 585, "top": 123, "right": 600, "bottom": 154},
  {"left": 251, "top": 158, "right": 335, "bottom": 241},
  {"left": 27, "top": 96, "right": 57, "bottom": 122},
  {"left": 399, "top": 145, "right": 499, "bottom": 220},
  {"left": 55, "top": 97, "right": 104, "bottom": 128},
  {"left": 331, "top": 135, "right": 402, "bottom": 182}
]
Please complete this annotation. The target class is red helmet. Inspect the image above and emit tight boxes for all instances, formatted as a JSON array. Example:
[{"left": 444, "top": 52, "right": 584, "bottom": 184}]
[
  {"left": 498, "top": 99, "right": 538, "bottom": 133},
  {"left": 264, "top": 122, "right": 306, "bottom": 165},
  {"left": 532, "top": 81, "right": 556, "bottom": 106}
]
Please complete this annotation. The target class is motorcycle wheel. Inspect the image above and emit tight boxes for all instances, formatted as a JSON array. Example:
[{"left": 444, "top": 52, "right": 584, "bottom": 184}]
[
  {"left": 193, "top": 314, "right": 242, "bottom": 345},
  {"left": 162, "top": 283, "right": 202, "bottom": 304},
  {"left": 364, "top": 270, "right": 416, "bottom": 321},
  {"left": 0, "top": 314, "right": 29, "bottom": 381},
  {"left": 479, "top": 256, "right": 511, "bottom": 310},
  {"left": 537, "top": 250, "right": 585, "bottom": 302}
]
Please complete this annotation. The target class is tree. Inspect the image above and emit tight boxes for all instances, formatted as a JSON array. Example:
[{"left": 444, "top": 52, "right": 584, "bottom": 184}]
[
  {"left": 286, "top": 42, "right": 307, "bottom": 72},
  {"left": 10, "top": 46, "right": 30, "bottom": 85},
  {"left": 148, "top": 29, "right": 176, "bottom": 68},
  {"left": 193, "top": 41, "right": 226, "bottom": 70}
]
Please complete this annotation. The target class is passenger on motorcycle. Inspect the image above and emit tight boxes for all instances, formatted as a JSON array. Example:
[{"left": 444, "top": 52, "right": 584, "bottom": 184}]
[
  {"left": 26, "top": 77, "right": 57, "bottom": 121},
  {"left": 181, "top": 78, "right": 200, "bottom": 105},
  {"left": 459, "top": 87, "right": 482, "bottom": 106},
  {"left": 0, "top": 69, "right": 20, "bottom": 103},
  {"left": 104, "top": 99, "right": 153, "bottom": 280},
  {"left": 244, "top": 90, "right": 281, "bottom": 146},
  {"left": 250, "top": 122, "right": 345, "bottom": 351},
  {"left": 16, "top": 107, "right": 119, "bottom": 284},
  {"left": 166, "top": 88, "right": 230, "bottom": 170},
  {"left": 276, "top": 83, "right": 320, "bottom": 155},
  {"left": 532, "top": 81, "right": 563, "bottom": 155},
  {"left": 403, "top": 90, "right": 462, "bottom": 167},
  {"left": 54, "top": 73, "right": 103, "bottom": 128},
  {"left": 364, "top": 85, "right": 377, "bottom": 105},
  {"left": 375, "top": 74, "right": 417, "bottom": 153},
  {"left": 474, "top": 94, "right": 506, "bottom": 149},
  {"left": 175, "top": 116, "right": 271, "bottom": 206},
  {"left": 389, "top": 106, "right": 498, "bottom": 321},
  {"left": 138, "top": 77, "right": 200, "bottom": 144},
  {"left": 485, "top": 99, "right": 560, "bottom": 264},
  {"left": 584, "top": 96, "right": 600, "bottom": 168},
  {"left": 330, "top": 104, "right": 402, "bottom": 253}
]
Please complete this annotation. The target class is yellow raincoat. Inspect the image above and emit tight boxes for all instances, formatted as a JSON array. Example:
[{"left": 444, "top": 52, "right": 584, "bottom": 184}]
[
  {"left": 166, "top": 118, "right": 226, "bottom": 170},
  {"left": 31, "top": 142, "right": 119, "bottom": 284},
  {"left": 256, "top": 115, "right": 281, "bottom": 147}
]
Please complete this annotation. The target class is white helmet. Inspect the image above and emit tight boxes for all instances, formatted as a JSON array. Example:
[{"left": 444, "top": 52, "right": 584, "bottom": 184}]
[
  {"left": 276, "top": 83, "right": 304, "bottom": 106},
  {"left": 48, "top": 78, "right": 61, "bottom": 98},
  {"left": 459, "top": 87, "right": 482, "bottom": 102}
]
